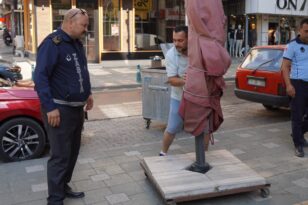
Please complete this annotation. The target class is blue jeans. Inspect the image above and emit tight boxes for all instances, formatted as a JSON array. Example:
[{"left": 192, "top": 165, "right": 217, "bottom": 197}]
[{"left": 165, "top": 98, "right": 183, "bottom": 134}]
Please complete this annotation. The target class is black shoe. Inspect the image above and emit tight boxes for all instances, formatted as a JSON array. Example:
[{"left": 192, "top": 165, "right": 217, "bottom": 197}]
[
  {"left": 65, "top": 184, "right": 85, "bottom": 199},
  {"left": 295, "top": 146, "right": 304, "bottom": 157}
]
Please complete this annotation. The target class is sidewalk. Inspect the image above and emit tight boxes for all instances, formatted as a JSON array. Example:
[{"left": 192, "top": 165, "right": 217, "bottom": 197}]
[
  {"left": 1, "top": 116, "right": 308, "bottom": 205},
  {"left": 0, "top": 44, "right": 241, "bottom": 90},
  {"left": 2, "top": 43, "right": 308, "bottom": 204}
]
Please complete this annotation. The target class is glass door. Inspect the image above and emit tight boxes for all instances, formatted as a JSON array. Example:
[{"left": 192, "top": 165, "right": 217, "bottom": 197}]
[
  {"left": 103, "top": 0, "right": 121, "bottom": 51},
  {"left": 77, "top": 0, "right": 99, "bottom": 62}
]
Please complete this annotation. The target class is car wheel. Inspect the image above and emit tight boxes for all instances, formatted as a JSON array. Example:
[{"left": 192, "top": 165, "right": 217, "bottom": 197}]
[
  {"left": 262, "top": 104, "right": 279, "bottom": 111},
  {"left": 0, "top": 117, "right": 46, "bottom": 162}
]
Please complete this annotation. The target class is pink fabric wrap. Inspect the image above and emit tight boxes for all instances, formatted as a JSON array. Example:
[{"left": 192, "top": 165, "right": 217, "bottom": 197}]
[{"left": 179, "top": 0, "right": 231, "bottom": 136}]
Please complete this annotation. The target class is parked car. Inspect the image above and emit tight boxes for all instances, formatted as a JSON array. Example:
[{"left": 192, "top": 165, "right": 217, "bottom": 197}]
[
  {"left": 234, "top": 45, "right": 289, "bottom": 110},
  {"left": 0, "top": 86, "right": 46, "bottom": 162}
]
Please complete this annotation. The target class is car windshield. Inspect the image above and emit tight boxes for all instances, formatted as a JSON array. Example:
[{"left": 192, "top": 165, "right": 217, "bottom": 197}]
[{"left": 241, "top": 48, "right": 284, "bottom": 71}]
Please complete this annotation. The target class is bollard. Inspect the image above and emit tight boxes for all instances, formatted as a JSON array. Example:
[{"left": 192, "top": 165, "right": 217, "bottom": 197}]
[{"left": 136, "top": 64, "right": 141, "bottom": 83}]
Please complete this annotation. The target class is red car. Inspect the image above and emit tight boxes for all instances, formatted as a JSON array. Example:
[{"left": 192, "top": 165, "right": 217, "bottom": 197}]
[
  {"left": 0, "top": 86, "right": 46, "bottom": 162},
  {"left": 234, "top": 45, "right": 289, "bottom": 110}
]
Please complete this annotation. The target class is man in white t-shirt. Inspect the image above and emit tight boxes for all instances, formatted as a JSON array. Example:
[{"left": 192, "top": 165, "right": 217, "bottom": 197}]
[{"left": 159, "top": 26, "right": 210, "bottom": 156}]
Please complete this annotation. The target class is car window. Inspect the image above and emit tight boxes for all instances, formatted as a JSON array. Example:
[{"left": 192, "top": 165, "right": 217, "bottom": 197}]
[{"left": 241, "top": 48, "right": 283, "bottom": 71}]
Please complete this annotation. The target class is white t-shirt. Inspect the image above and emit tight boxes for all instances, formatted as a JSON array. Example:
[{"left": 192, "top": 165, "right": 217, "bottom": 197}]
[{"left": 165, "top": 46, "right": 188, "bottom": 100}]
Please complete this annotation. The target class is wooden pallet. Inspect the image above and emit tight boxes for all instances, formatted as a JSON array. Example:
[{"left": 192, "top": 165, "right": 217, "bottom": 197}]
[{"left": 140, "top": 149, "right": 270, "bottom": 205}]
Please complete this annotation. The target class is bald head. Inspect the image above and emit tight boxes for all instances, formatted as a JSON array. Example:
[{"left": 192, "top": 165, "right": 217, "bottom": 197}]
[
  {"left": 61, "top": 8, "right": 89, "bottom": 39},
  {"left": 63, "top": 8, "right": 87, "bottom": 22}
]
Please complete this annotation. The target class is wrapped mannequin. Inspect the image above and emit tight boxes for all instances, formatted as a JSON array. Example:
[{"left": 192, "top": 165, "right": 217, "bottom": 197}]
[
  {"left": 228, "top": 24, "right": 235, "bottom": 56},
  {"left": 280, "top": 26, "right": 289, "bottom": 44},
  {"left": 235, "top": 24, "right": 244, "bottom": 57},
  {"left": 274, "top": 26, "right": 281, "bottom": 45}
]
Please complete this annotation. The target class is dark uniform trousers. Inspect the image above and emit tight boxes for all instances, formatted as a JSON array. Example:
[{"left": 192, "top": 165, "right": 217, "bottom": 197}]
[
  {"left": 42, "top": 105, "right": 84, "bottom": 205},
  {"left": 290, "top": 79, "right": 308, "bottom": 147}
]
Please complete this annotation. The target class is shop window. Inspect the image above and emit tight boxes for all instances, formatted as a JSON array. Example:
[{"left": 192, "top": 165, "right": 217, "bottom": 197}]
[
  {"left": 77, "top": 0, "right": 99, "bottom": 61},
  {"left": 135, "top": 0, "right": 162, "bottom": 50},
  {"left": 51, "top": 0, "right": 71, "bottom": 31},
  {"left": 268, "top": 17, "right": 296, "bottom": 45},
  {"left": 103, "top": 0, "right": 121, "bottom": 51},
  {"left": 165, "top": 0, "right": 185, "bottom": 43}
]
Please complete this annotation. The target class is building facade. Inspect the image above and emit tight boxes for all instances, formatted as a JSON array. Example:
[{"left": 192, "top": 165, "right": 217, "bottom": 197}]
[
  {"left": 224, "top": 0, "right": 307, "bottom": 55},
  {"left": 21, "top": 0, "right": 186, "bottom": 62},
  {"left": 246, "top": 0, "right": 306, "bottom": 46},
  {"left": 3, "top": 0, "right": 306, "bottom": 62}
]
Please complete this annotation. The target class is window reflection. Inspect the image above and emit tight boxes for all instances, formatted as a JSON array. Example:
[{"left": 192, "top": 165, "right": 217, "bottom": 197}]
[
  {"left": 241, "top": 49, "right": 283, "bottom": 71},
  {"left": 103, "top": 0, "right": 121, "bottom": 51},
  {"left": 134, "top": 0, "right": 185, "bottom": 51},
  {"left": 51, "top": 0, "right": 71, "bottom": 31}
]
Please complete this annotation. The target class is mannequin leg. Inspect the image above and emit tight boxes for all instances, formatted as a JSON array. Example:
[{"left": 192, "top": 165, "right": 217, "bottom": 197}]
[
  {"left": 238, "top": 40, "right": 243, "bottom": 57},
  {"left": 229, "top": 39, "right": 234, "bottom": 56},
  {"left": 235, "top": 40, "right": 239, "bottom": 58}
]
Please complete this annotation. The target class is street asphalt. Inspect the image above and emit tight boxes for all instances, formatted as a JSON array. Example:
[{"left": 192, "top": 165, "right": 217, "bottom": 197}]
[{"left": 2, "top": 41, "right": 308, "bottom": 205}]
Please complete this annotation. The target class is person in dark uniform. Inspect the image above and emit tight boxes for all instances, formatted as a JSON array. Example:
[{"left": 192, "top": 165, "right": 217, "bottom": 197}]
[
  {"left": 34, "top": 8, "right": 93, "bottom": 205},
  {"left": 282, "top": 18, "right": 308, "bottom": 158}
]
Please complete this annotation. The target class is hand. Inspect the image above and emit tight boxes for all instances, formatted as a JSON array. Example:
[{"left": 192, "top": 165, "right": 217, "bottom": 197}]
[
  {"left": 286, "top": 84, "right": 296, "bottom": 98},
  {"left": 47, "top": 109, "right": 60, "bottom": 127},
  {"left": 85, "top": 95, "right": 94, "bottom": 111},
  {"left": 182, "top": 73, "right": 187, "bottom": 83}
]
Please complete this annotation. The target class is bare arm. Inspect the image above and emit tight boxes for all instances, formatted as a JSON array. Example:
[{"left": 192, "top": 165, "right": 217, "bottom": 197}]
[
  {"left": 281, "top": 58, "right": 295, "bottom": 97},
  {"left": 167, "top": 76, "right": 185, "bottom": 87}
]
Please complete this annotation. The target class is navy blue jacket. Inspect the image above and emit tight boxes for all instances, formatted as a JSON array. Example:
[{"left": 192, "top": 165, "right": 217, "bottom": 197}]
[{"left": 34, "top": 28, "right": 91, "bottom": 112}]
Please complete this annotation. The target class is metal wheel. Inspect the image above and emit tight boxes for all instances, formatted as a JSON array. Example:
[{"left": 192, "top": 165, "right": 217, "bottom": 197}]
[
  {"left": 260, "top": 188, "right": 270, "bottom": 198},
  {"left": 0, "top": 117, "right": 46, "bottom": 162}
]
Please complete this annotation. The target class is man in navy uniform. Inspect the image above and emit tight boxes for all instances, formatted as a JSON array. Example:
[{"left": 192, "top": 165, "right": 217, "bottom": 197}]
[
  {"left": 34, "top": 8, "right": 93, "bottom": 205},
  {"left": 282, "top": 18, "right": 308, "bottom": 158}
]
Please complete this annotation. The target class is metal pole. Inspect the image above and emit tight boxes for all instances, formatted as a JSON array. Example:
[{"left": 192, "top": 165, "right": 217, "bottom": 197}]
[
  {"left": 195, "top": 133, "right": 205, "bottom": 165},
  {"left": 245, "top": 14, "right": 249, "bottom": 55},
  {"left": 187, "top": 132, "right": 211, "bottom": 174}
]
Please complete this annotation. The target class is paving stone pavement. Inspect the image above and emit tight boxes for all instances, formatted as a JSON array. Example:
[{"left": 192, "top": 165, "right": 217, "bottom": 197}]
[
  {"left": 1, "top": 116, "right": 308, "bottom": 205},
  {"left": 2, "top": 37, "right": 307, "bottom": 205}
]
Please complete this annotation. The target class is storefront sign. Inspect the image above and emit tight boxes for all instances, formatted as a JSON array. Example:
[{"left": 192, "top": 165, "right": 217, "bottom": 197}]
[
  {"left": 135, "top": 0, "right": 151, "bottom": 10},
  {"left": 276, "top": 0, "right": 307, "bottom": 11},
  {"left": 246, "top": 0, "right": 308, "bottom": 15}
]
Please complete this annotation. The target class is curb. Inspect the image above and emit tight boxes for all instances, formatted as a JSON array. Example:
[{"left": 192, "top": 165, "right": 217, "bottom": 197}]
[
  {"left": 91, "top": 76, "right": 235, "bottom": 91},
  {"left": 0, "top": 59, "right": 12, "bottom": 64},
  {"left": 91, "top": 83, "right": 142, "bottom": 91}
]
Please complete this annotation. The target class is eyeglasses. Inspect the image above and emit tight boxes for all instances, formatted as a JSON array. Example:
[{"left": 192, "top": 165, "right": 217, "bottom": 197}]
[{"left": 70, "top": 8, "right": 87, "bottom": 19}]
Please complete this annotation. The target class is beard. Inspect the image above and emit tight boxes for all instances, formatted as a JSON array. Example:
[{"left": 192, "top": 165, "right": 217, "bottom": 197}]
[{"left": 176, "top": 46, "right": 187, "bottom": 54}]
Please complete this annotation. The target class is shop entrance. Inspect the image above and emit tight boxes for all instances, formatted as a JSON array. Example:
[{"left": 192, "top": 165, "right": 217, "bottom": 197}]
[{"left": 268, "top": 17, "right": 296, "bottom": 45}]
